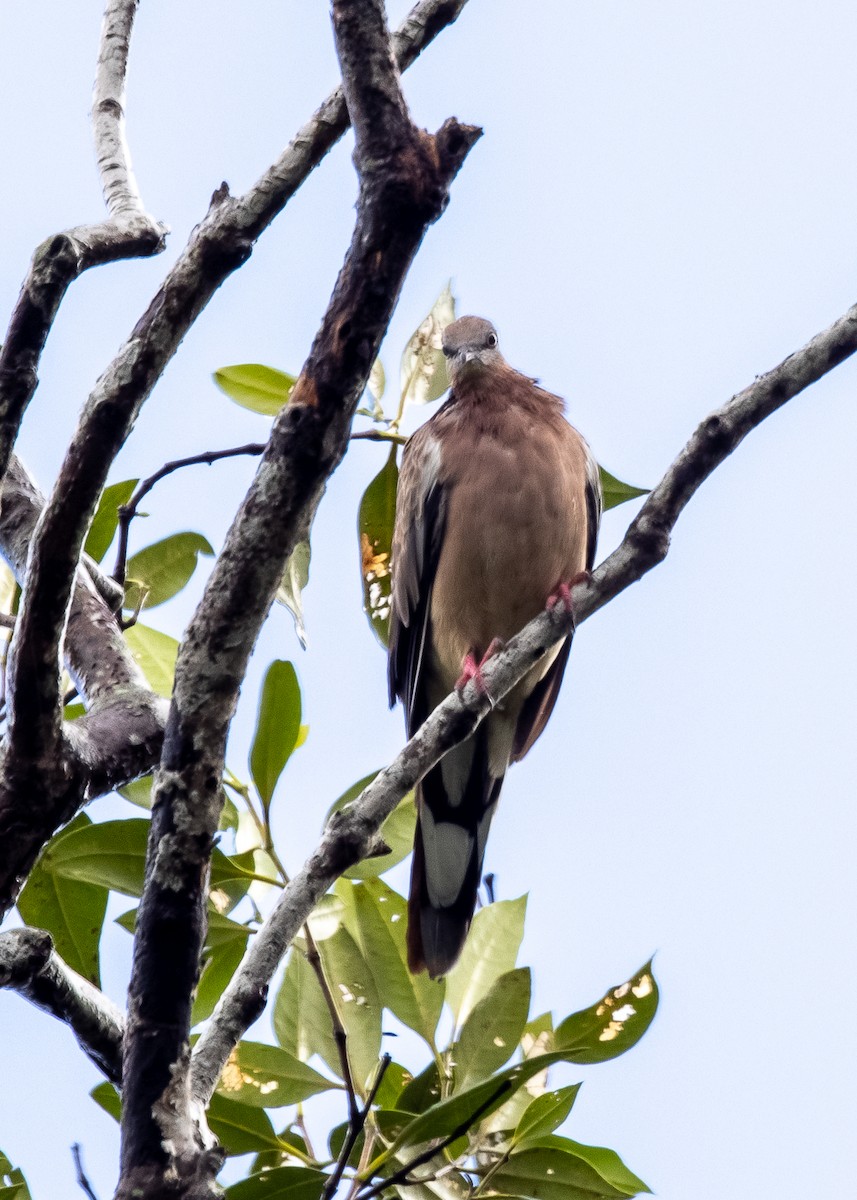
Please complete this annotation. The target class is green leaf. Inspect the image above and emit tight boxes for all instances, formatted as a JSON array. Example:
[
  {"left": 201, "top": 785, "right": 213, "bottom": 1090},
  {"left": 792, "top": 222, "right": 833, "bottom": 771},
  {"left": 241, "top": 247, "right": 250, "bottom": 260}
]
[
  {"left": 216, "top": 1040, "right": 335, "bottom": 1108},
  {"left": 273, "top": 944, "right": 340, "bottom": 1073},
  {"left": 308, "top": 900, "right": 383, "bottom": 1090},
  {"left": 0, "top": 1149, "right": 32, "bottom": 1200},
  {"left": 118, "top": 774, "right": 154, "bottom": 809},
  {"left": 379, "top": 1050, "right": 581, "bottom": 1163},
  {"left": 224, "top": 1166, "right": 328, "bottom": 1200},
  {"left": 192, "top": 926, "right": 250, "bottom": 1026},
  {"left": 513, "top": 1085, "right": 582, "bottom": 1146},
  {"left": 124, "top": 622, "right": 179, "bottom": 696},
  {"left": 16, "top": 813, "right": 108, "bottom": 986},
  {"left": 84, "top": 478, "right": 137, "bottom": 563},
  {"left": 90, "top": 1081, "right": 121, "bottom": 1121},
  {"left": 208, "top": 1093, "right": 283, "bottom": 1155},
  {"left": 555, "top": 960, "right": 659, "bottom": 1064},
  {"left": 373, "top": 1060, "right": 411, "bottom": 1110},
  {"left": 395, "top": 1060, "right": 442, "bottom": 1114},
  {"left": 454, "top": 967, "right": 531, "bottom": 1089},
  {"left": 325, "top": 772, "right": 417, "bottom": 880},
  {"left": 336, "top": 878, "right": 443, "bottom": 1047},
  {"left": 275, "top": 540, "right": 311, "bottom": 650},
  {"left": 445, "top": 895, "right": 527, "bottom": 1027},
  {"left": 492, "top": 1140, "right": 651, "bottom": 1198},
  {"left": 399, "top": 283, "right": 456, "bottom": 408},
  {"left": 214, "top": 364, "right": 296, "bottom": 417},
  {"left": 125, "top": 531, "right": 214, "bottom": 610},
  {"left": 250, "top": 661, "right": 302, "bottom": 811},
  {"left": 598, "top": 466, "right": 649, "bottom": 512},
  {"left": 358, "top": 447, "right": 398, "bottom": 648}
]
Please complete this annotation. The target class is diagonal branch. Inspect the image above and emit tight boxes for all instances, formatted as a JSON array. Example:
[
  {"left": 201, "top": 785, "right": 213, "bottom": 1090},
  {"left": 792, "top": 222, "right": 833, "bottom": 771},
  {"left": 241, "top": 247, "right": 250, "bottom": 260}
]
[
  {"left": 0, "top": 0, "right": 166, "bottom": 485},
  {"left": 190, "top": 293, "right": 857, "bottom": 1101},
  {"left": 0, "top": 928, "right": 124, "bottom": 1084},
  {"left": 117, "top": 3, "right": 479, "bottom": 1193},
  {"left": 0, "top": 0, "right": 474, "bottom": 925}
]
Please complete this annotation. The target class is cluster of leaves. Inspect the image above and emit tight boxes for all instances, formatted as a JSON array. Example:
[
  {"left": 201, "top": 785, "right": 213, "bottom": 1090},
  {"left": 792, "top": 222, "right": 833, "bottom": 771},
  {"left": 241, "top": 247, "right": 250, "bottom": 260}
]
[{"left": 7, "top": 291, "right": 655, "bottom": 1197}]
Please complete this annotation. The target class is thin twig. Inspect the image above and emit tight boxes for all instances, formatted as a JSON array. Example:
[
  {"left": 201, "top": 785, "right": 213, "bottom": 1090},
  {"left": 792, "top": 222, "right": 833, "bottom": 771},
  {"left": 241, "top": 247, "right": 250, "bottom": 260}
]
[
  {"left": 72, "top": 1143, "right": 100, "bottom": 1200},
  {"left": 356, "top": 1082, "right": 511, "bottom": 1200},
  {"left": 322, "top": 1054, "right": 392, "bottom": 1200},
  {"left": 304, "top": 926, "right": 360, "bottom": 1124},
  {"left": 112, "top": 443, "right": 266, "bottom": 585}
]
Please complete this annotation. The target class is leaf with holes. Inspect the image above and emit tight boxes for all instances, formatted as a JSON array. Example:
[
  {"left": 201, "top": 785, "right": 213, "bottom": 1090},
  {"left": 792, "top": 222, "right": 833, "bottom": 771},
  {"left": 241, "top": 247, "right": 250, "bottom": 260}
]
[
  {"left": 358, "top": 447, "right": 398, "bottom": 648},
  {"left": 555, "top": 960, "right": 658, "bottom": 1064},
  {"left": 399, "top": 283, "right": 456, "bottom": 408},
  {"left": 216, "top": 1040, "right": 335, "bottom": 1108}
]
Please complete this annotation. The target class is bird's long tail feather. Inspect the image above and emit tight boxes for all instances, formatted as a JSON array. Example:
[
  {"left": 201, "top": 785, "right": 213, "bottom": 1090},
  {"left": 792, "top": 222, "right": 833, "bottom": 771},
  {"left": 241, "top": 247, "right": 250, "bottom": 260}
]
[{"left": 407, "top": 725, "right": 503, "bottom": 977}]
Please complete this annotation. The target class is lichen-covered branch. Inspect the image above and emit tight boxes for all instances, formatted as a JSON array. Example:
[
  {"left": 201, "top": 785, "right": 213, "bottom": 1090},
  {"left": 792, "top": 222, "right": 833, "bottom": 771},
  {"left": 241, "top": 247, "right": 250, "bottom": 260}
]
[
  {"left": 0, "top": 928, "right": 124, "bottom": 1083},
  {"left": 189, "top": 293, "right": 857, "bottom": 1099}
]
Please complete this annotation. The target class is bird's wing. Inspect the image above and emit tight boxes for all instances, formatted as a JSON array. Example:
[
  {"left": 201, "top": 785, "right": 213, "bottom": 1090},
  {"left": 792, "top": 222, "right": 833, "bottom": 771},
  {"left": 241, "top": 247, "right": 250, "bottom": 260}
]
[
  {"left": 388, "top": 426, "right": 447, "bottom": 736},
  {"left": 511, "top": 435, "right": 602, "bottom": 763}
]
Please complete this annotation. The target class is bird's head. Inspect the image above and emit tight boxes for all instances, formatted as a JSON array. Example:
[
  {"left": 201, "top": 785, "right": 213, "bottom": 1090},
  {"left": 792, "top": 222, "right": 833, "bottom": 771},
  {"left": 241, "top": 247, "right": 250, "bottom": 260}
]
[{"left": 442, "top": 316, "right": 503, "bottom": 386}]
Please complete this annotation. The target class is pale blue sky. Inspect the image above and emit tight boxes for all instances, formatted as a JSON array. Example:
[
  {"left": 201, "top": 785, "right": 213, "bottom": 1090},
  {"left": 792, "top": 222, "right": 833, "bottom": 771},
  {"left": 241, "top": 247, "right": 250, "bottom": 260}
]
[{"left": 1, "top": 1, "right": 855, "bottom": 1196}]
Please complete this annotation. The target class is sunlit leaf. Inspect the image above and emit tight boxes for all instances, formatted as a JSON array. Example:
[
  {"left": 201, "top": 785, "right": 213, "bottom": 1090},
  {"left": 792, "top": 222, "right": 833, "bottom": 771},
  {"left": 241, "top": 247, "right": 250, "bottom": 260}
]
[
  {"left": 445, "top": 895, "right": 527, "bottom": 1027},
  {"left": 118, "top": 775, "right": 153, "bottom": 809},
  {"left": 250, "top": 660, "right": 302, "bottom": 811},
  {"left": 0, "top": 1149, "right": 31, "bottom": 1200},
  {"left": 453, "top": 967, "right": 531, "bottom": 1089},
  {"left": 223, "top": 1166, "right": 328, "bottom": 1200},
  {"left": 399, "top": 283, "right": 456, "bottom": 408},
  {"left": 598, "top": 466, "right": 649, "bottom": 512},
  {"left": 273, "top": 944, "right": 340, "bottom": 1074},
  {"left": 555, "top": 960, "right": 659, "bottom": 1064},
  {"left": 492, "top": 1139, "right": 651, "bottom": 1198},
  {"left": 336, "top": 878, "right": 443, "bottom": 1047},
  {"left": 84, "top": 478, "right": 137, "bottom": 563},
  {"left": 90, "top": 1081, "right": 120, "bottom": 1121},
  {"left": 275, "top": 540, "right": 311, "bottom": 650},
  {"left": 123, "top": 622, "right": 179, "bottom": 696},
  {"left": 325, "top": 772, "right": 417, "bottom": 880},
  {"left": 358, "top": 447, "right": 397, "bottom": 648},
  {"left": 368, "top": 358, "right": 386, "bottom": 404},
  {"left": 216, "top": 1040, "right": 334, "bottom": 1108},
  {"left": 513, "top": 1084, "right": 582, "bottom": 1146},
  {"left": 125, "top": 532, "right": 214, "bottom": 610},
  {"left": 214, "top": 364, "right": 297, "bottom": 416},
  {"left": 16, "top": 813, "right": 107, "bottom": 986}
]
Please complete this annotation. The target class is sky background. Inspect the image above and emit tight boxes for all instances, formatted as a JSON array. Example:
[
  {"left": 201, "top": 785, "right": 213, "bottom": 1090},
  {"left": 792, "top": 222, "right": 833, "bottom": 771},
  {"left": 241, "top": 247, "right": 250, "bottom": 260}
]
[{"left": 1, "top": 1, "right": 856, "bottom": 1196}]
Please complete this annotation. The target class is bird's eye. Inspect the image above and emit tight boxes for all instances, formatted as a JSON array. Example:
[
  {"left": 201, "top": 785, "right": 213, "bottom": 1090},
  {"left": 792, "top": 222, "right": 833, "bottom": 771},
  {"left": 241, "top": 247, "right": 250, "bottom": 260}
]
[{"left": 486, "top": 333, "right": 498, "bottom": 348}]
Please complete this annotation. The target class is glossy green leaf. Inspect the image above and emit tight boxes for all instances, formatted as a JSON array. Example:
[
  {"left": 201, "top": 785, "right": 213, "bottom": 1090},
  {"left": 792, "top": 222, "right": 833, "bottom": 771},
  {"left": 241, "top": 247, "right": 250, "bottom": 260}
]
[
  {"left": 445, "top": 895, "right": 527, "bottom": 1027},
  {"left": 124, "top": 622, "right": 179, "bottom": 696},
  {"left": 373, "top": 1060, "right": 411, "bottom": 1110},
  {"left": 555, "top": 960, "right": 659, "bottom": 1064},
  {"left": 84, "top": 478, "right": 137, "bottom": 563},
  {"left": 492, "top": 1139, "right": 651, "bottom": 1198},
  {"left": 337, "top": 878, "right": 443, "bottom": 1047},
  {"left": 224, "top": 1166, "right": 328, "bottom": 1200},
  {"left": 514, "top": 1084, "right": 582, "bottom": 1145},
  {"left": 325, "top": 772, "right": 417, "bottom": 880},
  {"left": 216, "top": 1040, "right": 334, "bottom": 1108},
  {"left": 125, "top": 531, "right": 214, "bottom": 610},
  {"left": 275, "top": 540, "right": 311, "bottom": 650},
  {"left": 308, "top": 901, "right": 383, "bottom": 1090},
  {"left": 214, "top": 364, "right": 296, "bottom": 416},
  {"left": 454, "top": 967, "right": 531, "bottom": 1089},
  {"left": 16, "top": 813, "right": 108, "bottom": 986},
  {"left": 598, "top": 466, "right": 649, "bottom": 512},
  {"left": 208, "top": 1093, "right": 283, "bottom": 1155},
  {"left": 0, "top": 1149, "right": 32, "bottom": 1200},
  {"left": 399, "top": 283, "right": 455, "bottom": 408},
  {"left": 273, "top": 944, "right": 340, "bottom": 1074},
  {"left": 358, "top": 447, "right": 398, "bottom": 648},
  {"left": 250, "top": 660, "right": 302, "bottom": 811}
]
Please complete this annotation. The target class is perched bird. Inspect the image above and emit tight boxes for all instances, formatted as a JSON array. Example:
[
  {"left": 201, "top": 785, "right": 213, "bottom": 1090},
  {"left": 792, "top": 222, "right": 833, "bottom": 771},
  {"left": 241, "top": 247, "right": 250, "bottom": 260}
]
[{"left": 388, "top": 315, "right": 602, "bottom": 977}]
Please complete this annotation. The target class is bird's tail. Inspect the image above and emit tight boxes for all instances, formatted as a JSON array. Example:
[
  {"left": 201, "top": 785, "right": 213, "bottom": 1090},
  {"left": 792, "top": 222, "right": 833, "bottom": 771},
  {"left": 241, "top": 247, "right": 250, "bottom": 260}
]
[{"left": 407, "top": 724, "right": 504, "bottom": 977}]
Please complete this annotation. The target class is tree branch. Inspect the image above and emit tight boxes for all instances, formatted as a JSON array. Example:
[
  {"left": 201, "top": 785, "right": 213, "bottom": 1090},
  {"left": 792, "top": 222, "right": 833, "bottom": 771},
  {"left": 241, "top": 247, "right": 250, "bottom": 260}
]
[
  {"left": 0, "top": 0, "right": 166, "bottom": 485},
  {"left": 190, "top": 293, "right": 857, "bottom": 1101},
  {"left": 323, "top": 1055, "right": 392, "bottom": 1200},
  {"left": 117, "top": 2, "right": 479, "bottom": 1193},
  {"left": 0, "top": 928, "right": 124, "bottom": 1084}
]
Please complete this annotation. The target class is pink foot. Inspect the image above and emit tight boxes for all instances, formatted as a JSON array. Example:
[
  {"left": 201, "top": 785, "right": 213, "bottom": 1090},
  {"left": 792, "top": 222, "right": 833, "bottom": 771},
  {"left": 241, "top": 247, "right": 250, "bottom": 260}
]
[
  {"left": 547, "top": 572, "right": 591, "bottom": 620},
  {"left": 455, "top": 639, "right": 505, "bottom": 696}
]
